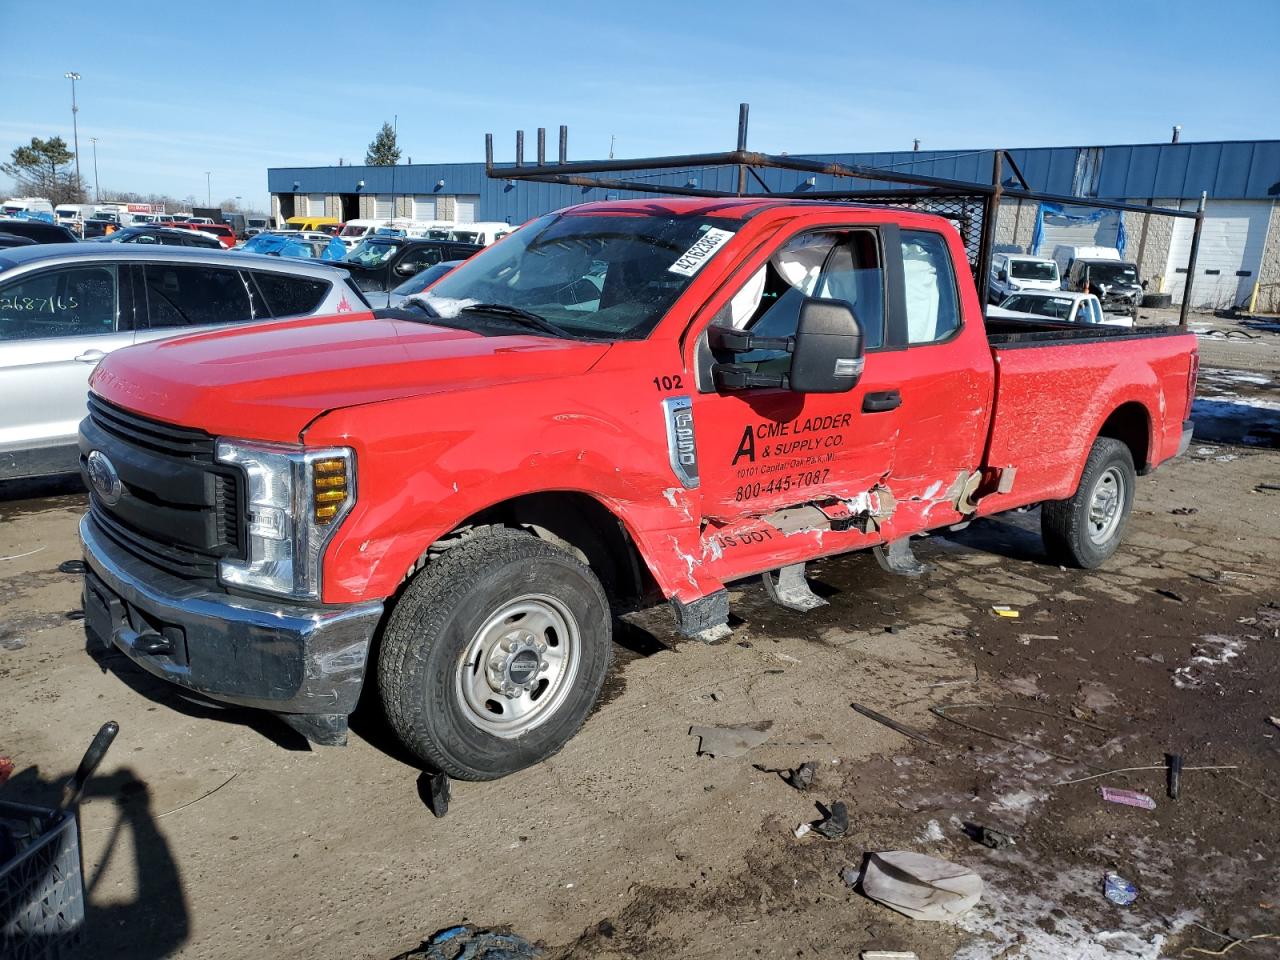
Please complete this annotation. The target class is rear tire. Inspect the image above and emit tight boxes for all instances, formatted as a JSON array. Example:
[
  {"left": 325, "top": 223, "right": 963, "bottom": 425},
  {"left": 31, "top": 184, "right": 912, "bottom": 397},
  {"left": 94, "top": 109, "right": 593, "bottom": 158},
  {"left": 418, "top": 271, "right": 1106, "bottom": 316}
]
[
  {"left": 1041, "top": 437, "right": 1136, "bottom": 569},
  {"left": 378, "top": 528, "right": 612, "bottom": 780}
]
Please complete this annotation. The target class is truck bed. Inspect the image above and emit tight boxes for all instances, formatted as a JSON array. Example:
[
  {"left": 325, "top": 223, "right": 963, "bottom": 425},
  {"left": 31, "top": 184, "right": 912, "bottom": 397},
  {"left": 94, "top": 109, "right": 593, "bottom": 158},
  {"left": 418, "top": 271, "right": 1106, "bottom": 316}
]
[{"left": 977, "top": 319, "right": 1196, "bottom": 516}]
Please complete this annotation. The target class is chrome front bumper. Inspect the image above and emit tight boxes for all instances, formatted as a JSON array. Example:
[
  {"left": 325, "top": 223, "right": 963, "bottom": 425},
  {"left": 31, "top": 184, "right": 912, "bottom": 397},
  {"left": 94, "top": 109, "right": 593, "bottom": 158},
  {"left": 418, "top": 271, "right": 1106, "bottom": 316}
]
[{"left": 80, "top": 515, "right": 383, "bottom": 741}]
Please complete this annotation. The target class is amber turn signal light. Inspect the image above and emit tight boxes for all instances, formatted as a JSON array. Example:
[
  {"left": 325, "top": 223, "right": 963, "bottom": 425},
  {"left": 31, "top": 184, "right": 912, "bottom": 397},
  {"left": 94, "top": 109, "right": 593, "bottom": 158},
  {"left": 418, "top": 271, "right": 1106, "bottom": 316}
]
[{"left": 312, "top": 458, "right": 348, "bottom": 523}]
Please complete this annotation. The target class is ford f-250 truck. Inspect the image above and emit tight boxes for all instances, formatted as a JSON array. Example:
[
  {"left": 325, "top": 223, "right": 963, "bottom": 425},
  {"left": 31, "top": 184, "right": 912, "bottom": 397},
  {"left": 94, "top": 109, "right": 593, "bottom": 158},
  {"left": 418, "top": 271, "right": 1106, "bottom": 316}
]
[{"left": 77, "top": 198, "right": 1198, "bottom": 781}]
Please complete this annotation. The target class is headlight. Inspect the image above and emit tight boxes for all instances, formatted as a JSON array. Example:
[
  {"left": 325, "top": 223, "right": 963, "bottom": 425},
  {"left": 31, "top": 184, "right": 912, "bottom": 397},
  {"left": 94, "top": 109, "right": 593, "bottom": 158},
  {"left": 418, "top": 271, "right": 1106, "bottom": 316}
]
[
  {"left": 214, "top": 440, "right": 355, "bottom": 599},
  {"left": 1008, "top": 282, "right": 1021, "bottom": 291}
]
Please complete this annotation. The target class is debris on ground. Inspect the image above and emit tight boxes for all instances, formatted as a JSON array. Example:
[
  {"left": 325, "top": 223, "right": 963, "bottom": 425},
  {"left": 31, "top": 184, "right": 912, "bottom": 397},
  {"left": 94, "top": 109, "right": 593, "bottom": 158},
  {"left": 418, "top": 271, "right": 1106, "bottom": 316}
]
[
  {"left": 391, "top": 925, "right": 541, "bottom": 959},
  {"left": 57, "top": 559, "right": 85, "bottom": 574},
  {"left": 1157, "top": 588, "right": 1189, "bottom": 603},
  {"left": 917, "top": 819, "right": 944, "bottom": 843},
  {"left": 1099, "top": 786, "right": 1157, "bottom": 810},
  {"left": 1170, "top": 506, "right": 1199, "bottom": 515},
  {"left": 1077, "top": 682, "right": 1118, "bottom": 713},
  {"left": 785, "top": 761, "right": 817, "bottom": 792},
  {"left": 1267, "top": 717, "right": 1280, "bottom": 730},
  {"left": 858, "top": 851, "right": 984, "bottom": 921},
  {"left": 1173, "top": 635, "right": 1247, "bottom": 688},
  {"left": 851, "top": 702, "right": 938, "bottom": 745},
  {"left": 991, "top": 605, "right": 1019, "bottom": 618},
  {"left": 794, "top": 822, "right": 812, "bottom": 840},
  {"left": 689, "top": 721, "right": 772, "bottom": 758},
  {"left": 813, "top": 801, "right": 849, "bottom": 839},
  {"left": 1167, "top": 754, "right": 1183, "bottom": 800},
  {"left": 861, "top": 952, "right": 920, "bottom": 960},
  {"left": 1103, "top": 872, "right": 1139, "bottom": 906},
  {"left": 960, "top": 821, "right": 1016, "bottom": 849},
  {"left": 419, "top": 770, "right": 450, "bottom": 818}
]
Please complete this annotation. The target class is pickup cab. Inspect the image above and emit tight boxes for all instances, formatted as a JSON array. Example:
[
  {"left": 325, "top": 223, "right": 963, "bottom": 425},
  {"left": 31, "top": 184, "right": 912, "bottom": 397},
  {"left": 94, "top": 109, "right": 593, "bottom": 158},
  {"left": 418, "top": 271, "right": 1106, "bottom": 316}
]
[
  {"left": 77, "top": 199, "right": 1198, "bottom": 780},
  {"left": 989, "top": 291, "right": 1133, "bottom": 328}
]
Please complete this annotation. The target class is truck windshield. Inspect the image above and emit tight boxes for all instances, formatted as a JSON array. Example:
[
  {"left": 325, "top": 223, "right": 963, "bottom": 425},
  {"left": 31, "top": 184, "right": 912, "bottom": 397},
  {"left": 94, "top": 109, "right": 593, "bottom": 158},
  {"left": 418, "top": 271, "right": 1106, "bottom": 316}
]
[
  {"left": 1010, "top": 260, "right": 1057, "bottom": 281},
  {"left": 348, "top": 240, "right": 399, "bottom": 266},
  {"left": 422, "top": 211, "right": 738, "bottom": 340},
  {"left": 1085, "top": 262, "right": 1138, "bottom": 284}
]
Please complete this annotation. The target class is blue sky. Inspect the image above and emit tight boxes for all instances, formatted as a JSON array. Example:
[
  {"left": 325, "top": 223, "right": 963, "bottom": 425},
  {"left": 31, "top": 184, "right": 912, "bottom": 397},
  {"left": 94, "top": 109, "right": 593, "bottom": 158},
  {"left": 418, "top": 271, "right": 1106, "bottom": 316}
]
[{"left": 3, "top": 0, "right": 1276, "bottom": 212}]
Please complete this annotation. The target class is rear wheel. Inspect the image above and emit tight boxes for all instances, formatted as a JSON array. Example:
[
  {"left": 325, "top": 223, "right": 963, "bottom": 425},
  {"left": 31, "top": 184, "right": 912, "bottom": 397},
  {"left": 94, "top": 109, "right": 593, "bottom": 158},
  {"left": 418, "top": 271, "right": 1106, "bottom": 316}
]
[
  {"left": 1041, "top": 437, "right": 1136, "bottom": 569},
  {"left": 378, "top": 528, "right": 612, "bottom": 780}
]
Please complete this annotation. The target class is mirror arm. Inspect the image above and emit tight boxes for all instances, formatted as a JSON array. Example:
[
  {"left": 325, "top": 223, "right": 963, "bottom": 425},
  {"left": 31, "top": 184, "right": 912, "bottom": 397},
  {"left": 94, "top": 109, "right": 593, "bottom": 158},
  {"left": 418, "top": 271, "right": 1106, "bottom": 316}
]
[{"left": 712, "top": 364, "right": 788, "bottom": 391}]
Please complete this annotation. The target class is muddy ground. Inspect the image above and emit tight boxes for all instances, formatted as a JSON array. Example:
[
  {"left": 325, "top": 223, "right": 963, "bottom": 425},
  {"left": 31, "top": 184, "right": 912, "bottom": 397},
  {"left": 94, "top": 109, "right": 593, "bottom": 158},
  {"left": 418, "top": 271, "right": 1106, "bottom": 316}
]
[{"left": 2, "top": 312, "right": 1278, "bottom": 959}]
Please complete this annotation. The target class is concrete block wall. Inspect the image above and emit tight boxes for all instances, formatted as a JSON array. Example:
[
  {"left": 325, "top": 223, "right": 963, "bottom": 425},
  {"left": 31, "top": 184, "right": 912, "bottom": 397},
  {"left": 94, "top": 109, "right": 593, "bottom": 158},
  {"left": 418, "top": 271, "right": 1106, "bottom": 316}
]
[
  {"left": 1256, "top": 202, "right": 1280, "bottom": 313},
  {"left": 359, "top": 194, "right": 376, "bottom": 219},
  {"left": 435, "top": 195, "right": 456, "bottom": 221},
  {"left": 1123, "top": 199, "right": 1178, "bottom": 293},
  {"left": 992, "top": 199, "right": 1036, "bottom": 254},
  {"left": 325, "top": 194, "right": 342, "bottom": 219}
]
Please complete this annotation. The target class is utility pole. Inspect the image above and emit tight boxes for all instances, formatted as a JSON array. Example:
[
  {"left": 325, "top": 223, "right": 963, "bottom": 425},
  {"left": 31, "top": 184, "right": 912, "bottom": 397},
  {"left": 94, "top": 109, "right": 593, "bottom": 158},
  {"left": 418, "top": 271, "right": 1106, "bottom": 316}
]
[
  {"left": 89, "top": 137, "right": 100, "bottom": 201},
  {"left": 205, "top": 171, "right": 211, "bottom": 206},
  {"left": 64, "top": 72, "right": 82, "bottom": 191}
]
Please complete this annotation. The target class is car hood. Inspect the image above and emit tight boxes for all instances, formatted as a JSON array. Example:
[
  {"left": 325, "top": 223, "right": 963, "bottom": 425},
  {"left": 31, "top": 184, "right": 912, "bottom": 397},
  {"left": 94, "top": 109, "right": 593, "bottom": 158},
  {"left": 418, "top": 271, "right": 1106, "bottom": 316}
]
[{"left": 90, "top": 312, "right": 611, "bottom": 443}]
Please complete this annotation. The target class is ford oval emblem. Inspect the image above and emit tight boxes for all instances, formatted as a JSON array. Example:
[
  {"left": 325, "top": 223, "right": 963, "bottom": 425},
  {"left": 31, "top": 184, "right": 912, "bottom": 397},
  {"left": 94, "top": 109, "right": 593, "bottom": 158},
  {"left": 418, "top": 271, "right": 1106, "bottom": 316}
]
[{"left": 86, "top": 450, "right": 123, "bottom": 506}]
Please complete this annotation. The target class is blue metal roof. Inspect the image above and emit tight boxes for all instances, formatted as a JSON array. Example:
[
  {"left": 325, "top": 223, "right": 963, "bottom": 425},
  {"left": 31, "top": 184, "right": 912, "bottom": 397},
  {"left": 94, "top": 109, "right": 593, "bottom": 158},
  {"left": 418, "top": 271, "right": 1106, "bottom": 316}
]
[{"left": 269, "top": 139, "right": 1280, "bottom": 222}]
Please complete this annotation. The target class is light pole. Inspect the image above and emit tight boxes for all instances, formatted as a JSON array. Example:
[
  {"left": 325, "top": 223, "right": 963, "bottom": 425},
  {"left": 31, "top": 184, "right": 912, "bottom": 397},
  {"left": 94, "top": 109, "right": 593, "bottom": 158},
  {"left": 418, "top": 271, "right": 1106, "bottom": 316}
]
[
  {"left": 205, "top": 171, "right": 211, "bottom": 207},
  {"left": 234, "top": 195, "right": 242, "bottom": 212},
  {"left": 64, "top": 72, "right": 82, "bottom": 192},
  {"left": 89, "top": 137, "right": 100, "bottom": 201}
]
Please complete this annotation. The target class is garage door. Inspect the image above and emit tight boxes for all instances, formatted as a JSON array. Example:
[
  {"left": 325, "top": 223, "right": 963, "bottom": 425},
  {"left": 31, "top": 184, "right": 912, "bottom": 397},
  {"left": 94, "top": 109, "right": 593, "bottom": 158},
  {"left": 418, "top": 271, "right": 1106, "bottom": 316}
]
[
  {"left": 374, "top": 195, "right": 395, "bottom": 219},
  {"left": 307, "top": 194, "right": 327, "bottom": 217},
  {"left": 1165, "top": 199, "right": 1273, "bottom": 309},
  {"left": 1035, "top": 206, "right": 1121, "bottom": 257},
  {"left": 455, "top": 196, "right": 479, "bottom": 224},
  {"left": 413, "top": 195, "right": 436, "bottom": 220}
]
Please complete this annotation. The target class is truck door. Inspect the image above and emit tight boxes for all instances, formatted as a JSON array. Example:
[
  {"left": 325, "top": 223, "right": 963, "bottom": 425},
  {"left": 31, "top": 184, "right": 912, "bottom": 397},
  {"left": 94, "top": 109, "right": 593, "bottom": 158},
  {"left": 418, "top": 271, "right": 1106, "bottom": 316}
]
[{"left": 688, "top": 225, "right": 903, "bottom": 527}]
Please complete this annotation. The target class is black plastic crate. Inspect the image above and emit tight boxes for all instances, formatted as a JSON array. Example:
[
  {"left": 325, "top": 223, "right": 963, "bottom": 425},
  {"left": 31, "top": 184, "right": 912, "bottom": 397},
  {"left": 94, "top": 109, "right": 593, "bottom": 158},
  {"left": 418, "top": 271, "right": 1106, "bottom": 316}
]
[{"left": 0, "top": 800, "right": 85, "bottom": 960}]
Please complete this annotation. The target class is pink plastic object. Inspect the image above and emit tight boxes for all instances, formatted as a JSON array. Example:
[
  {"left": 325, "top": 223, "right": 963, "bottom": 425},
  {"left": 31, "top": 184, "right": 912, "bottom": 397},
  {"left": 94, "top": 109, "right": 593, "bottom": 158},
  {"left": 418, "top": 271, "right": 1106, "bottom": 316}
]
[{"left": 1100, "top": 787, "right": 1157, "bottom": 810}]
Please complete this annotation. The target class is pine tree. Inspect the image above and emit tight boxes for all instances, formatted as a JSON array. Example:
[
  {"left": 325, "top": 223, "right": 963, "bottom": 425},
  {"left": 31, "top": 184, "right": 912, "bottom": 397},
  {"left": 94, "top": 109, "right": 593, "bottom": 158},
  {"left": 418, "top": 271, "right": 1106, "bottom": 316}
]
[{"left": 365, "top": 122, "right": 401, "bottom": 166}]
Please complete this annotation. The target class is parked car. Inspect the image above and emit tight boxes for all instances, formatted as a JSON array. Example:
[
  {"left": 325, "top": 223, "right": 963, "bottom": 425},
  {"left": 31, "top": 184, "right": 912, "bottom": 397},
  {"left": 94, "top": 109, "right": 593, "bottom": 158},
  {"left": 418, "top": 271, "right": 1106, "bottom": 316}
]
[
  {"left": 0, "top": 245, "right": 369, "bottom": 480},
  {"left": 989, "top": 291, "right": 1133, "bottom": 328},
  {"left": 0, "top": 218, "right": 79, "bottom": 244},
  {"left": 285, "top": 216, "right": 339, "bottom": 234},
  {"left": 336, "top": 218, "right": 387, "bottom": 250},
  {"left": 240, "top": 232, "right": 346, "bottom": 260},
  {"left": 89, "top": 225, "right": 224, "bottom": 249},
  {"left": 1050, "top": 244, "right": 1120, "bottom": 276},
  {"left": 77, "top": 197, "right": 1197, "bottom": 776},
  {"left": 0, "top": 233, "right": 37, "bottom": 249},
  {"left": 81, "top": 216, "right": 123, "bottom": 239},
  {"left": 244, "top": 217, "right": 270, "bottom": 237},
  {"left": 988, "top": 253, "right": 1060, "bottom": 302},
  {"left": 369, "top": 259, "right": 464, "bottom": 309},
  {"left": 332, "top": 237, "right": 482, "bottom": 292},
  {"left": 1064, "top": 258, "right": 1144, "bottom": 317},
  {"left": 446, "top": 222, "right": 514, "bottom": 246},
  {"left": 156, "top": 221, "right": 237, "bottom": 249},
  {"left": 2, "top": 197, "right": 55, "bottom": 218}
]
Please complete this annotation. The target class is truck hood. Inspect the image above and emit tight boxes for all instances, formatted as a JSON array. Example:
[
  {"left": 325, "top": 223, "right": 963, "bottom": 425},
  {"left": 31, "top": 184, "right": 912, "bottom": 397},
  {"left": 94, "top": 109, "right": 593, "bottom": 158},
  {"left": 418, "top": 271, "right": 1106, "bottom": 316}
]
[{"left": 90, "top": 312, "right": 611, "bottom": 443}]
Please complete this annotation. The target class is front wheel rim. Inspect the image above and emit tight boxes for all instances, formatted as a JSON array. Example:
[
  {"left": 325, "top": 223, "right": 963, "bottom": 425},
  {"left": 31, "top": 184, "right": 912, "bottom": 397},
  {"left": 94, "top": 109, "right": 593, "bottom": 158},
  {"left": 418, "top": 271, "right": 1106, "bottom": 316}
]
[
  {"left": 1087, "top": 466, "right": 1126, "bottom": 545},
  {"left": 455, "top": 593, "right": 581, "bottom": 739}
]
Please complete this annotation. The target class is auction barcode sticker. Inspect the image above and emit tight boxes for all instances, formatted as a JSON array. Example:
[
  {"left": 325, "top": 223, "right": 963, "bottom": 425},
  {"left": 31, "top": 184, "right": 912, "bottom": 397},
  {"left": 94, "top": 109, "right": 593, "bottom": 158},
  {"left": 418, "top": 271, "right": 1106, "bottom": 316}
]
[{"left": 668, "top": 227, "right": 735, "bottom": 277}]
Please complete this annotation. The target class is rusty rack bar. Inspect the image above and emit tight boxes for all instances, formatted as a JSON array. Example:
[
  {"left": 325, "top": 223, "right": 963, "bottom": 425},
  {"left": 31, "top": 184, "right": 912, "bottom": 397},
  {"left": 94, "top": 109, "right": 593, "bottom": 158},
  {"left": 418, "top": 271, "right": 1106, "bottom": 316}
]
[{"left": 484, "top": 106, "right": 1205, "bottom": 329}]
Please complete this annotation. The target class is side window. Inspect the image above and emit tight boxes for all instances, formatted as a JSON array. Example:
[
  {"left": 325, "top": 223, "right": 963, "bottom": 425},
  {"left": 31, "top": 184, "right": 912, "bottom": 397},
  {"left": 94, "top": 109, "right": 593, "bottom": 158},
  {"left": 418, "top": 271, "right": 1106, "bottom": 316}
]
[
  {"left": 252, "top": 273, "right": 329, "bottom": 317},
  {"left": 143, "top": 264, "right": 253, "bottom": 329},
  {"left": 1089, "top": 299, "right": 1103, "bottom": 324},
  {"left": 0, "top": 265, "right": 118, "bottom": 341},
  {"left": 397, "top": 247, "right": 443, "bottom": 276},
  {"left": 901, "top": 230, "right": 960, "bottom": 345},
  {"left": 713, "top": 230, "right": 885, "bottom": 369}
]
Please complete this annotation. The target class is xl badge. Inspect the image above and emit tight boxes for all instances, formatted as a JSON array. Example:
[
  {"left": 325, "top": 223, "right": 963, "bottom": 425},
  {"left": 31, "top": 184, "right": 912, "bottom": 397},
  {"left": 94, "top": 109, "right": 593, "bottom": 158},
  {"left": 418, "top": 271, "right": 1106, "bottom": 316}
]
[{"left": 86, "top": 450, "right": 123, "bottom": 506}]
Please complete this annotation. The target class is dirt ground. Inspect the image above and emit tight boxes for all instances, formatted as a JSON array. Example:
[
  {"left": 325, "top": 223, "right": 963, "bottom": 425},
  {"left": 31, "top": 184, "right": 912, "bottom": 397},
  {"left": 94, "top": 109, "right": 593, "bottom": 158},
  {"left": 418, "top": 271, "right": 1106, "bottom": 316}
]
[{"left": 2, "top": 311, "right": 1279, "bottom": 960}]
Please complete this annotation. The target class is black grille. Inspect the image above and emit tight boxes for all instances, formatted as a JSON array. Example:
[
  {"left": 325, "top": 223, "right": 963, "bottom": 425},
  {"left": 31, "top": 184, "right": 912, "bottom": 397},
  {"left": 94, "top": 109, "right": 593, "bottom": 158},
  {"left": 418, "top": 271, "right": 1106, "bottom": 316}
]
[
  {"left": 87, "top": 394, "right": 216, "bottom": 462},
  {"left": 82, "top": 395, "right": 245, "bottom": 583}
]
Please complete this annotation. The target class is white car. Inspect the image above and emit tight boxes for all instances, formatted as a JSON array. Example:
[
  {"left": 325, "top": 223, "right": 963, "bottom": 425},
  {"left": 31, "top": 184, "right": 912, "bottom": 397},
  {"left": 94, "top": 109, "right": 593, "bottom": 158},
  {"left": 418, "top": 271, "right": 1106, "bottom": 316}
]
[
  {"left": 988, "top": 253, "right": 1060, "bottom": 302},
  {"left": 989, "top": 290, "right": 1134, "bottom": 328},
  {"left": 0, "top": 245, "right": 369, "bottom": 480}
]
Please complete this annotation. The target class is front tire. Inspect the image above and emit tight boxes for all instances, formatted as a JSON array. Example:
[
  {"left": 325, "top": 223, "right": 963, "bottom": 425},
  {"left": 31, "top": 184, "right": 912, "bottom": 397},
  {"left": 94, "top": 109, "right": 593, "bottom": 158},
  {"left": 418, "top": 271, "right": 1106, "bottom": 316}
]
[
  {"left": 378, "top": 528, "right": 612, "bottom": 780},
  {"left": 1041, "top": 437, "right": 1136, "bottom": 569}
]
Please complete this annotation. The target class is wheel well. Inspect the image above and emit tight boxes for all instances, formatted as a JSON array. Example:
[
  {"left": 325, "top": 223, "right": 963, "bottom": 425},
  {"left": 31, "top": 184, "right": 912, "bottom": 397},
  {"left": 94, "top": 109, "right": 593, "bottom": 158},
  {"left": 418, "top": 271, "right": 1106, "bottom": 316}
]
[
  {"left": 1098, "top": 402, "right": 1151, "bottom": 473},
  {"left": 438, "top": 493, "right": 655, "bottom": 607}
]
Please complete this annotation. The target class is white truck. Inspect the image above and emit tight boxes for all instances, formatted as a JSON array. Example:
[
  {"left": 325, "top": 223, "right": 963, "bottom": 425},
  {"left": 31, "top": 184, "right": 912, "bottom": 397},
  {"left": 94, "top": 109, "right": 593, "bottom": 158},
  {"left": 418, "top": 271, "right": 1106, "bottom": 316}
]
[
  {"left": 988, "top": 253, "right": 1061, "bottom": 302},
  {"left": 989, "top": 290, "right": 1133, "bottom": 328},
  {"left": 2, "top": 197, "right": 55, "bottom": 218}
]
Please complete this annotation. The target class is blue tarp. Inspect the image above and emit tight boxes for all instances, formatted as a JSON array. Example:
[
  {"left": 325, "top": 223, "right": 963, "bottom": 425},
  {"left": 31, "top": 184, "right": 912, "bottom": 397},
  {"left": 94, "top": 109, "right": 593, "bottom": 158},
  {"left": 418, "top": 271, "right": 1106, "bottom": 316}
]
[
  {"left": 1031, "top": 203, "right": 1126, "bottom": 258},
  {"left": 12, "top": 209, "right": 55, "bottom": 223},
  {"left": 240, "top": 234, "right": 346, "bottom": 261}
]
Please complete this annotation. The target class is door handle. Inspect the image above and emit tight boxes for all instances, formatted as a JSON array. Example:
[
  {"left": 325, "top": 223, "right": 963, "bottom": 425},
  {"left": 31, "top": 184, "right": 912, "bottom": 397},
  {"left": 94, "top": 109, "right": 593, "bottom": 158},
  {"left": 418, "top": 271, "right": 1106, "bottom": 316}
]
[
  {"left": 74, "top": 349, "right": 106, "bottom": 364},
  {"left": 862, "top": 390, "right": 901, "bottom": 413}
]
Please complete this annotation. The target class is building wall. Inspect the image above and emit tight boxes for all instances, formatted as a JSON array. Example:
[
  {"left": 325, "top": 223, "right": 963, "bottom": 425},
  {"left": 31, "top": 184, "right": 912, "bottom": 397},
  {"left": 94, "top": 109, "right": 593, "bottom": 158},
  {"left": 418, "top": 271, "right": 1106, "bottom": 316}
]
[
  {"left": 1254, "top": 202, "right": 1280, "bottom": 313},
  {"left": 1124, "top": 199, "right": 1178, "bottom": 293}
]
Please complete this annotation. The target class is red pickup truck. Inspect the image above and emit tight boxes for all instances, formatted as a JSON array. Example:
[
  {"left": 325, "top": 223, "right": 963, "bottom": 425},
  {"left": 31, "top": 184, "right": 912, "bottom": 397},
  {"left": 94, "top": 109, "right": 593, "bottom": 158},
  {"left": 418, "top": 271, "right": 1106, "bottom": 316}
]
[{"left": 78, "top": 198, "right": 1197, "bottom": 780}]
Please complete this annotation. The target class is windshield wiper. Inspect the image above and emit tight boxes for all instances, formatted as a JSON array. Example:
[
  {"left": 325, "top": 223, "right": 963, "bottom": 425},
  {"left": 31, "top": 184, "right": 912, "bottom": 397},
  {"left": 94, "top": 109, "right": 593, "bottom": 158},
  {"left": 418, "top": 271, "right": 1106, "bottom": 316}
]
[{"left": 458, "top": 302, "right": 574, "bottom": 339}]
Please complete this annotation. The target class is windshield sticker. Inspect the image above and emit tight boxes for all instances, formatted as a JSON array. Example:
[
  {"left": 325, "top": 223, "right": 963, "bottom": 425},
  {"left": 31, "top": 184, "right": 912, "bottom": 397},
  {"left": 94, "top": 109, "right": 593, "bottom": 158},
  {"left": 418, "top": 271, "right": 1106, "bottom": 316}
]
[{"left": 668, "top": 227, "right": 735, "bottom": 278}]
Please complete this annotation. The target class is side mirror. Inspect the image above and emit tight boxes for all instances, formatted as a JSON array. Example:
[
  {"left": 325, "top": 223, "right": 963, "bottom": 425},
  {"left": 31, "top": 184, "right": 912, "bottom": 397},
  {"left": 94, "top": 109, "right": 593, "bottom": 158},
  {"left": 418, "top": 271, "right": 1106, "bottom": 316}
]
[
  {"left": 708, "top": 297, "right": 864, "bottom": 393},
  {"left": 997, "top": 270, "right": 1007, "bottom": 282},
  {"left": 1141, "top": 279, "right": 1149, "bottom": 289},
  {"left": 394, "top": 261, "right": 418, "bottom": 277}
]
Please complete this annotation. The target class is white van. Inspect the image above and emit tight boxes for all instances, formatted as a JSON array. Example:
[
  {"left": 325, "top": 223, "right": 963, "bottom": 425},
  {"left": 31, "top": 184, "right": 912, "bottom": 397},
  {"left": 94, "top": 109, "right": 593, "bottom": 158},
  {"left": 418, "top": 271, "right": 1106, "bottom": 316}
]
[
  {"left": 1051, "top": 245, "right": 1120, "bottom": 283},
  {"left": 447, "top": 221, "right": 514, "bottom": 246},
  {"left": 2, "top": 197, "right": 55, "bottom": 218},
  {"left": 55, "top": 203, "right": 97, "bottom": 233},
  {"left": 989, "top": 253, "right": 1061, "bottom": 302}
]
